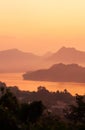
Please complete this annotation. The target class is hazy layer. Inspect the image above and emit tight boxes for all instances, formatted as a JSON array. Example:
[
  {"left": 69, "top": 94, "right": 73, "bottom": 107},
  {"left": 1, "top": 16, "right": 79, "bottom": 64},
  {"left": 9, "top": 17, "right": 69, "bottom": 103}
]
[{"left": 0, "top": 0, "right": 85, "bottom": 54}]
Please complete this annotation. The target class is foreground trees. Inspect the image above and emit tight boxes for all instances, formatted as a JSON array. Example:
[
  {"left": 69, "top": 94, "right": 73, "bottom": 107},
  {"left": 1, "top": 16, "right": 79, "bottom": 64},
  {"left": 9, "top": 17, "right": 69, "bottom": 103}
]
[
  {"left": 0, "top": 84, "right": 85, "bottom": 130},
  {"left": 64, "top": 94, "right": 85, "bottom": 130},
  {"left": 0, "top": 87, "right": 45, "bottom": 130}
]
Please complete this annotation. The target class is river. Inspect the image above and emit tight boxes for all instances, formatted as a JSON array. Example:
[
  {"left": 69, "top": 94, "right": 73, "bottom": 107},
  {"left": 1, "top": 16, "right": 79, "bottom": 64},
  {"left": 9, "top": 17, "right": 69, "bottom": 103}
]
[{"left": 0, "top": 73, "right": 85, "bottom": 95}]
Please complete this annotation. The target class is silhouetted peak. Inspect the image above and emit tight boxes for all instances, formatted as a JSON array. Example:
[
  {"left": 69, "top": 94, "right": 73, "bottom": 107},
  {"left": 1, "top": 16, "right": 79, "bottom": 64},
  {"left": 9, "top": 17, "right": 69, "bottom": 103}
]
[
  {"left": 67, "top": 64, "right": 79, "bottom": 67},
  {"left": 59, "top": 46, "right": 66, "bottom": 50},
  {"left": 9, "top": 48, "right": 20, "bottom": 52},
  {"left": 0, "top": 48, "right": 23, "bottom": 54},
  {"left": 49, "top": 63, "right": 65, "bottom": 70},
  {"left": 0, "top": 49, "right": 38, "bottom": 56},
  {"left": 23, "top": 63, "right": 85, "bottom": 83},
  {"left": 57, "top": 47, "right": 76, "bottom": 54},
  {"left": 49, "top": 63, "right": 82, "bottom": 70}
]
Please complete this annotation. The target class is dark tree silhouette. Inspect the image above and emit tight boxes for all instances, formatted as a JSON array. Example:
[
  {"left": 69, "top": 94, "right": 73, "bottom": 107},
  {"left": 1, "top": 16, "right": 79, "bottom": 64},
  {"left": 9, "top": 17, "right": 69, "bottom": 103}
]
[
  {"left": 0, "top": 86, "right": 45, "bottom": 130},
  {"left": 64, "top": 94, "right": 85, "bottom": 124}
]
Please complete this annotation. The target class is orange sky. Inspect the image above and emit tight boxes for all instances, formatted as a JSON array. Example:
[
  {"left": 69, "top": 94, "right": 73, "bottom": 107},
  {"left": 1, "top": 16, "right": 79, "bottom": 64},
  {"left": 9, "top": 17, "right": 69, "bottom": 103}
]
[{"left": 0, "top": 0, "right": 85, "bottom": 54}]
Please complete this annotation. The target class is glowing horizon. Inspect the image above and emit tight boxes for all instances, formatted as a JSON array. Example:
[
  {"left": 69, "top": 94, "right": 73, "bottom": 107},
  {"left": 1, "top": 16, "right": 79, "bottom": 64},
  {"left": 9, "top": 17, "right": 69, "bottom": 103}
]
[{"left": 0, "top": 0, "right": 85, "bottom": 54}]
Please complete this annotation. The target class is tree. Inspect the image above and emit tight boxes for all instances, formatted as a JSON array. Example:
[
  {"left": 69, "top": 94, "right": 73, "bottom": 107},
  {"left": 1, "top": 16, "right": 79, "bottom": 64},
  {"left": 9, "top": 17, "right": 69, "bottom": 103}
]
[
  {"left": 0, "top": 88, "right": 19, "bottom": 114},
  {"left": 0, "top": 87, "right": 20, "bottom": 130},
  {"left": 64, "top": 94, "right": 85, "bottom": 124},
  {"left": 28, "top": 101, "right": 45, "bottom": 123},
  {"left": 0, "top": 86, "right": 45, "bottom": 130}
]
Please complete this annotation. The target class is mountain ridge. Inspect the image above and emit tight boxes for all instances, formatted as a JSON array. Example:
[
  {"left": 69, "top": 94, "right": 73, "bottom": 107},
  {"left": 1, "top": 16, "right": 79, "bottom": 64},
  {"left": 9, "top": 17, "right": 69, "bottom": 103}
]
[
  {"left": 23, "top": 63, "right": 85, "bottom": 83},
  {"left": 47, "top": 47, "right": 85, "bottom": 66},
  {"left": 0, "top": 47, "right": 85, "bottom": 72}
]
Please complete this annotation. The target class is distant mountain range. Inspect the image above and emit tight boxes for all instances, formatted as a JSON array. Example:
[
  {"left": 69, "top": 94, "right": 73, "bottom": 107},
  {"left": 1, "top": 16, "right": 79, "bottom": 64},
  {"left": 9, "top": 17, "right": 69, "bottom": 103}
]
[
  {"left": 46, "top": 47, "right": 85, "bottom": 65},
  {"left": 23, "top": 63, "right": 85, "bottom": 83},
  {"left": 0, "top": 47, "right": 85, "bottom": 72},
  {"left": 0, "top": 49, "right": 42, "bottom": 72}
]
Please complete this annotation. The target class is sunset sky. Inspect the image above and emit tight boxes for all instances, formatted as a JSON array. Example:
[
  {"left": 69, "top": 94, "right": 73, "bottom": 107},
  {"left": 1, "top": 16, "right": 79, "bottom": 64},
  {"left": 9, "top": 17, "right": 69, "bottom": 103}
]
[{"left": 0, "top": 0, "right": 85, "bottom": 54}]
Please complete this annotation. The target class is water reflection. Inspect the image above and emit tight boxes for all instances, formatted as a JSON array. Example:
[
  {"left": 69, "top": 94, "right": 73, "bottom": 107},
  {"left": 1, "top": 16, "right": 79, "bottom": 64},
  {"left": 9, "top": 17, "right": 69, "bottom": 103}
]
[{"left": 0, "top": 73, "right": 85, "bottom": 95}]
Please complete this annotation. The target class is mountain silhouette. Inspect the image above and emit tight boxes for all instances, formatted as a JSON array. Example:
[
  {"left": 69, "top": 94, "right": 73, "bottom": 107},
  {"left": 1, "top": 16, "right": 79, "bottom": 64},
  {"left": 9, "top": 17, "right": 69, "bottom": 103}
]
[
  {"left": 0, "top": 49, "right": 42, "bottom": 72},
  {"left": 23, "top": 63, "right": 85, "bottom": 83},
  {"left": 47, "top": 47, "right": 85, "bottom": 66},
  {"left": 0, "top": 47, "right": 85, "bottom": 72}
]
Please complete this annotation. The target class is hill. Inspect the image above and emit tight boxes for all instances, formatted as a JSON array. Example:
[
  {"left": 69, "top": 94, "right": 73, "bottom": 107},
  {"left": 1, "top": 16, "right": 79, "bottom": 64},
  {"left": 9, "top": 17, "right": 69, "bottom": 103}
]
[
  {"left": 47, "top": 47, "right": 85, "bottom": 66},
  {"left": 0, "top": 47, "right": 85, "bottom": 72},
  {"left": 23, "top": 63, "right": 85, "bottom": 83},
  {"left": 0, "top": 49, "right": 42, "bottom": 72}
]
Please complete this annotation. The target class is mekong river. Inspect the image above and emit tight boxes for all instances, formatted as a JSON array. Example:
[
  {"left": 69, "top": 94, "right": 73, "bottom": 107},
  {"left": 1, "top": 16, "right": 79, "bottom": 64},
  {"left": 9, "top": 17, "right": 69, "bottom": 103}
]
[{"left": 0, "top": 73, "right": 85, "bottom": 95}]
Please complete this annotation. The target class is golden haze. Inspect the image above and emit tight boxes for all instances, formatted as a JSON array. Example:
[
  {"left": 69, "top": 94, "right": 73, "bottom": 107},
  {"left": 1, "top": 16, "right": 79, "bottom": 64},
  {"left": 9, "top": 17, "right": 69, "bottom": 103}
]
[{"left": 0, "top": 0, "right": 85, "bottom": 54}]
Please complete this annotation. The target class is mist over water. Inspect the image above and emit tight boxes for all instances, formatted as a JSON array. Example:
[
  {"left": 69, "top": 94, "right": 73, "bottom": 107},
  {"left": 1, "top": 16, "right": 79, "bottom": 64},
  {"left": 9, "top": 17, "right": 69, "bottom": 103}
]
[{"left": 0, "top": 73, "right": 85, "bottom": 96}]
